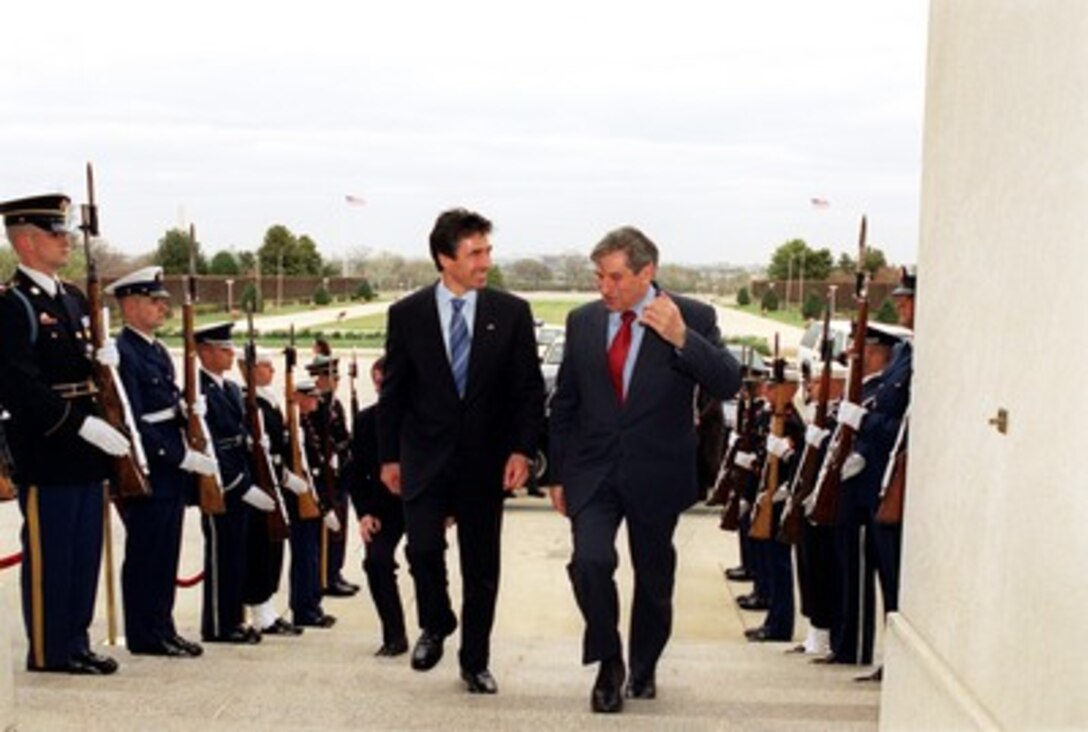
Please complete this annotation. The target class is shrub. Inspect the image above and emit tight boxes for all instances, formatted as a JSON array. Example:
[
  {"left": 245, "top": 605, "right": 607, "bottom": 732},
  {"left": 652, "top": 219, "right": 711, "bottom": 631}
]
[
  {"left": 313, "top": 284, "right": 331, "bottom": 306},
  {"left": 802, "top": 292, "right": 825, "bottom": 319},
  {"left": 737, "top": 287, "right": 751, "bottom": 306},
  {"left": 761, "top": 288, "right": 779, "bottom": 312},
  {"left": 875, "top": 298, "right": 898, "bottom": 324},
  {"left": 240, "top": 283, "right": 263, "bottom": 313}
]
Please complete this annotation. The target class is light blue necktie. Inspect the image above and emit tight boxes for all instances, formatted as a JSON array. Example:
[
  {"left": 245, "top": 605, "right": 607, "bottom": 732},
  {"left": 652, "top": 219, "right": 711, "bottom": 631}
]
[{"left": 449, "top": 298, "right": 470, "bottom": 398}]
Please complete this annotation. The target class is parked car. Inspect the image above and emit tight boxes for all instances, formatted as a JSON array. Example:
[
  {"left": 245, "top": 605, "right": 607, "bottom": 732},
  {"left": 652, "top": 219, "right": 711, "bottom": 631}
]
[
  {"left": 535, "top": 324, "right": 564, "bottom": 361},
  {"left": 795, "top": 319, "right": 852, "bottom": 373}
]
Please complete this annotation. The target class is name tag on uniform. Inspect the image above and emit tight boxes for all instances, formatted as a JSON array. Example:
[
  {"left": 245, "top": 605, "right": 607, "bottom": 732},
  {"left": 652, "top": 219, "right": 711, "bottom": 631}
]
[{"left": 39, "top": 312, "right": 58, "bottom": 326}]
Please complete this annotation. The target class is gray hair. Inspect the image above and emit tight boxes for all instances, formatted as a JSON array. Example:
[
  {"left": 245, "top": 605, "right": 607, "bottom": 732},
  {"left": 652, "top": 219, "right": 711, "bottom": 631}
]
[{"left": 590, "top": 226, "right": 659, "bottom": 273}]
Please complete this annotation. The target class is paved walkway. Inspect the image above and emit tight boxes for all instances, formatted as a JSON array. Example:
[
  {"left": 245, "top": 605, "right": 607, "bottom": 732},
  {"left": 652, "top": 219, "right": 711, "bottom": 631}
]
[{"left": 0, "top": 498, "right": 880, "bottom": 731}]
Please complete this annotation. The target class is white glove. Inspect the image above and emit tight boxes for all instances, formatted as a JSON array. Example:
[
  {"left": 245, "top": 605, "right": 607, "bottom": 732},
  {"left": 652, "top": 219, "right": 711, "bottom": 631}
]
[
  {"left": 259, "top": 434, "right": 271, "bottom": 453},
  {"left": 805, "top": 424, "right": 831, "bottom": 448},
  {"left": 841, "top": 452, "right": 866, "bottom": 480},
  {"left": 78, "top": 415, "right": 130, "bottom": 457},
  {"left": 727, "top": 432, "right": 739, "bottom": 450},
  {"left": 329, "top": 453, "right": 340, "bottom": 471},
  {"left": 738, "top": 498, "right": 751, "bottom": 518},
  {"left": 283, "top": 471, "right": 309, "bottom": 495},
  {"left": 773, "top": 482, "right": 790, "bottom": 503},
  {"left": 178, "top": 396, "right": 208, "bottom": 419},
  {"left": 837, "top": 400, "right": 867, "bottom": 431},
  {"left": 180, "top": 449, "right": 219, "bottom": 477},
  {"left": 95, "top": 340, "right": 120, "bottom": 367},
  {"left": 323, "top": 510, "right": 341, "bottom": 532},
  {"left": 242, "top": 485, "right": 276, "bottom": 512},
  {"left": 766, "top": 434, "right": 793, "bottom": 460},
  {"left": 734, "top": 451, "right": 758, "bottom": 471}
]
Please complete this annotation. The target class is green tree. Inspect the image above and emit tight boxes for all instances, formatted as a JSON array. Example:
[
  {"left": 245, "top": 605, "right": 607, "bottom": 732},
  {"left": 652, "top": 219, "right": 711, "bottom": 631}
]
[
  {"left": 240, "top": 282, "right": 263, "bottom": 313},
  {"left": 508, "top": 258, "right": 553, "bottom": 289},
  {"left": 258, "top": 226, "right": 325, "bottom": 277},
  {"left": 768, "top": 239, "right": 832, "bottom": 280},
  {"left": 864, "top": 248, "right": 888, "bottom": 276},
  {"left": 875, "top": 298, "right": 898, "bottom": 324},
  {"left": 487, "top": 264, "right": 506, "bottom": 291},
  {"left": 736, "top": 286, "right": 751, "bottom": 306},
  {"left": 154, "top": 228, "right": 206, "bottom": 274},
  {"left": 296, "top": 235, "right": 323, "bottom": 276},
  {"left": 802, "top": 291, "right": 825, "bottom": 319},
  {"left": 209, "top": 250, "right": 240, "bottom": 275},
  {"left": 313, "top": 282, "right": 331, "bottom": 306},
  {"left": 354, "top": 279, "right": 376, "bottom": 302},
  {"left": 837, "top": 252, "right": 856, "bottom": 273},
  {"left": 0, "top": 248, "right": 16, "bottom": 280},
  {"left": 237, "top": 251, "right": 256, "bottom": 274},
  {"left": 761, "top": 288, "right": 779, "bottom": 312}
]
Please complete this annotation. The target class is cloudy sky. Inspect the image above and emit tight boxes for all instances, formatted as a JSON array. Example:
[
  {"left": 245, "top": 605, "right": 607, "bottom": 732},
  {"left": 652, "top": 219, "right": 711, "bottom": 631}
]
[{"left": 2, "top": 1, "right": 928, "bottom": 267}]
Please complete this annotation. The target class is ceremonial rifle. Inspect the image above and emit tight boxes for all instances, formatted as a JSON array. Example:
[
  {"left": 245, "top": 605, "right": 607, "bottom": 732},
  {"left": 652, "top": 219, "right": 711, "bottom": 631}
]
[
  {"left": 183, "top": 225, "right": 226, "bottom": 515},
  {"left": 243, "top": 308, "right": 290, "bottom": 541},
  {"left": 778, "top": 302, "right": 834, "bottom": 544},
  {"left": 284, "top": 325, "right": 322, "bottom": 519},
  {"left": 808, "top": 216, "right": 869, "bottom": 525},
  {"left": 876, "top": 408, "right": 909, "bottom": 525},
  {"left": 348, "top": 349, "right": 360, "bottom": 422},
  {"left": 80, "top": 162, "right": 150, "bottom": 499},
  {"left": 749, "top": 335, "right": 789, "bottom": 540},
  {"left": 718, "top": 350, "right": 762, "bottom": 532}
]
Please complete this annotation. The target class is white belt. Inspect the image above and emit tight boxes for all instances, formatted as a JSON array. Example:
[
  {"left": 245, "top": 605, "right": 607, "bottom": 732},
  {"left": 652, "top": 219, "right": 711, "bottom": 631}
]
[{"left": 141, "top": 407, "right": 178, "bottom": 424}]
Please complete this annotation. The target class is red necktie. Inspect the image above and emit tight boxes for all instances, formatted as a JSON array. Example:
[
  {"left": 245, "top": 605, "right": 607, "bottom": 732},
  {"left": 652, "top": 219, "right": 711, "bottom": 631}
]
[{"left": 608, "top": 310, "right": 636, "bottom": 403}]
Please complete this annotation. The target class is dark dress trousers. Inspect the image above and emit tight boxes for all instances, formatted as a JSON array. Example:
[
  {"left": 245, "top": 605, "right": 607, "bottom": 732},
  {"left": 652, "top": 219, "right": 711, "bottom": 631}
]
[
  {"left": 0, "top": 270, "right": 112, "bottom": 670},
  {"left": 115, "top": 326, "right": 193, "bottom": 652},
  {"left": 242, "top": 390, "right": 287, "bottom": 608},
  {"left": 290, "top": 410, "right": 326, "bottom": 624},
  {"left": 378, "top": 284, "right": 544, "bottom": 674},
  {"left": 549, "top": 292, "right": 740, "bottom": 675},
  {"left": 199, "top": 371, "right": 253, "bottom": 639}
]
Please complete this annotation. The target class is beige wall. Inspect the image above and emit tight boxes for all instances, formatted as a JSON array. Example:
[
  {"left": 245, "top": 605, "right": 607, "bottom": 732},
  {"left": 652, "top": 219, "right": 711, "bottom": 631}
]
[{"left": 881, "top": 1, "right": 1088, "bottom": 729}]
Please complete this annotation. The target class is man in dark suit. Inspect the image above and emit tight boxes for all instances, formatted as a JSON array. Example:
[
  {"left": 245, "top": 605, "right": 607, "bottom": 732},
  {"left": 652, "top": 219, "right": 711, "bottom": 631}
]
[
  {"left": 109, "top": 266, "right": 211, "bottom": 658},
  {"left": 548, "top": 226, "right": 740, "bottom": 713},
  {"left": 378, "top": 208, "right": 544, "bottom": 695},
  {"left": 0, "top": 194, "right": 130, "bottom": 675}
]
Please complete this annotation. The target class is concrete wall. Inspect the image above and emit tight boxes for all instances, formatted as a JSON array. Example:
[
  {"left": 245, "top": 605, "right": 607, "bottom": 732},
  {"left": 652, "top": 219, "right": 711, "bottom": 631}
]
[{"left": 881, "top": 1, "right": 1088, "bottom": 729}]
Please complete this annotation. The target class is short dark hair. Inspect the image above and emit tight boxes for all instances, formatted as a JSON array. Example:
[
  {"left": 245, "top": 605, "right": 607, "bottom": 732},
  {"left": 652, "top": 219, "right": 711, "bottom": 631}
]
[
  {"left": 591, "top": 226, "right": 659, "bottom": 273},
  {"left": 429, "top": 208, "right": 492, "bottom": 271}
]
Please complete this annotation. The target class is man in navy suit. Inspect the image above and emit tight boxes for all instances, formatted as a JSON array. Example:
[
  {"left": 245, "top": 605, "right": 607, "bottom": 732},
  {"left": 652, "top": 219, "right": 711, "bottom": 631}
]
[
  {"left": 378, "top": 208, "right": 544, "bottom": 695},
  {"left": 109, "top": 266, "right": 212, "bottom": 658},
  {"left": 549, "top": 226, "right": 740, "bottom": 713}
]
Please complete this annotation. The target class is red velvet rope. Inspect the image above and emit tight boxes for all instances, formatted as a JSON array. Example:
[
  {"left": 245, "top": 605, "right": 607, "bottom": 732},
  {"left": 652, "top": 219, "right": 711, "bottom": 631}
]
[
  {"left": 0, "top": 551, "right": 22, "bottom": 570},
  {"left": 175, "top": 570, "right": 204, "bottom": 588}
]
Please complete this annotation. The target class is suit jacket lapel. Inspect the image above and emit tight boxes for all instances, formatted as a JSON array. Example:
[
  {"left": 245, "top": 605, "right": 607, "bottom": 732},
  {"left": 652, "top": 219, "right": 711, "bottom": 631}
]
[{"left": 586, "top": 302, "right": 616, "bottom": 406}]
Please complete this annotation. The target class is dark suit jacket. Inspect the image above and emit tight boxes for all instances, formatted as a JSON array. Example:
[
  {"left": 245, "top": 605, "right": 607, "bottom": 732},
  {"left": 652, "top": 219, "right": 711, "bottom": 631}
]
[
  {"left": 378, "top": 283, "right": 544, "bottom": 501},
  {"left": 549, "top": 292, "right": 741, "bottom": 521}
]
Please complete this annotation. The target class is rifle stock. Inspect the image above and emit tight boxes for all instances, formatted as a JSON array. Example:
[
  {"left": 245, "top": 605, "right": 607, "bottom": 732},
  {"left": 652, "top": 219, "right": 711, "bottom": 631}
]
[
  {"left": 749, "top": 338, "right": 788, "bottom": 540},
  {"left": 285, "top": 329, "right": 322, "bottom": 519},
  {"left": 717, "top": 363, "right": 762, "bottom": 532},
  {"left": 81, "top": 163, "right": 151, "bottom": 499},
  {"left": 876, "top": 411, "right": 909, "bottom": 525},
  {"left": 244, "top": 310, "right": 290, "bottom": 542},
  {"left": 184, "top": 226, "right": 226, "bottom": 515}
]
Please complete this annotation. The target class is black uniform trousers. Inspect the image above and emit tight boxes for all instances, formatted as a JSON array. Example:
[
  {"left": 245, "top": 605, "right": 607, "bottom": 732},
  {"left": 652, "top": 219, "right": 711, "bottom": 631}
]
[
  {"left": 284, "top": 492, "right": 323, "bottom": 623},
  {"left": 201, "top": 487, "right": 250, "bottom": 639},
  {"left": 242, "top": 505, "right": 285, "bottom": 607},
  {"left": 797, "top": 521, "right": 839, "bottom": 632},
  {"left": 567, "top": 480, "right": 679, "bottom": 680},
  {"left": 832, "top": 489, "right": 877, "bottom": 665},
  {"left": 758, "top": 503, "right": 794, "bottom": 640},
  {"left": 120, "top": 474, "right": 187, "bottom": 651},
  {"left": 323, "top": 488, "right": 350, "bottom": 586},
  {"left": 404, "top": 484, "right": 503, "bottom": 674},
  {"left": 362, "top": 504, "right": 406, "bottom": 645},
  {"left": 18, "top": 481, "right": 104, "bottom": 670},
  {"left": 873, "top": 523, "right": 902, "bottom": 615}
]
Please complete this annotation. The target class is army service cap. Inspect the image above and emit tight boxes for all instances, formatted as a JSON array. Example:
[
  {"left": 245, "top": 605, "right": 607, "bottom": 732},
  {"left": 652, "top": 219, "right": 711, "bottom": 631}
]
[{"left": 0, "top": 194, "right": 72, "bottom": 233}]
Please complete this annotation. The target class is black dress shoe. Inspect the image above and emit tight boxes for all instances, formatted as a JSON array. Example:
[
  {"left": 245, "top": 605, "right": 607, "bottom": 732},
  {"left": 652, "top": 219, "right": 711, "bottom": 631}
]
[
  {"left": 206, "top": 627, "right": 261, "bottom": 644},
  {"left": 129, "top": 640, "right": 187, "bottom": 657},
  {"left": 28, "top": 658, "right": 102, "bottom": 675},
  {"left": 737, "top": 594, "right": 770, "bottom": 611},
  {"left": 746, "top": 627, "right": 791, "bottom": 642},
  {"left": 725, "top": 566, "right": 755, "bottom": 582},
  {"left": 591, "top": 657, "right": 625, "bottom": 714},
  {"left": 625, "top": 674, "right": 656, "bottom": 700},
  {"left": 461, "top": 668, "right": 499, "bottom": 694},
  {"left": 375, "top": 637, "right": 409, "bottom": 657},
  {"left": 854, "top": 666, "right": 884, "bottom": 683},
  {"left": 75, "top": 650, "right": 119, "bottom": 674},
  {"left": 262, "top": 618, "right": 304, "bottom": 636},
  {"left": 296, "top": 613, "right": 337, "bottom": 628},
  {"left": 811, "top": 653, "right": 840, "bottom": 665},
  {"left": 170, "top": 636, "right": 204, "bottom": 657},
  {"left": 411, "top": 631, "right": 446, "bottom": 671},
  {"left": 324, "top": 580, "right": 358, "bottom": 597}
]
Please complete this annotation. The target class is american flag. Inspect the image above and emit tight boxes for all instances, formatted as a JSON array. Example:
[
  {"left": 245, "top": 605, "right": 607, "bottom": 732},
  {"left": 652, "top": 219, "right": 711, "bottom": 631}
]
[
  {"left": 810, "top": 197, "right": 830, "bottom": 209},
  {"left": 344, "top": 194, "right": 366, "bottom": 206}
]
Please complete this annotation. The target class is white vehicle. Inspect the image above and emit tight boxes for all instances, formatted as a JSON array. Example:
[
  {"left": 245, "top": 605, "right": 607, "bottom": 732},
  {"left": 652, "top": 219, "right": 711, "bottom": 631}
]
[
  {"left": 796, "top": 319, "right": 912, "bottom": 373},
  {"left": 541, "top": 335, "right": 565, "bottom": 395}
]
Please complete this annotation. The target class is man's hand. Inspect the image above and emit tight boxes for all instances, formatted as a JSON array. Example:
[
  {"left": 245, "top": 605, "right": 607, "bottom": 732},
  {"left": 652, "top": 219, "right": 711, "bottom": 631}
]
[
  {"left": 180, "top": 449, "right": 219, "bottom": 477},
  {"left": 359, "top": 514, "right": 381, "bottom": 543},
  {"left": 95, "top": 339, "right": 120, "bottom": 368},
  {"left": 549, "top": 484, "right": 567, "bottom": 517},
  {"left": 78, "top": 415, "right": 131, "bottom": 457},
  {"left": 640, "top": 292, "right": 687, "bottom": 349},
  {"left": 503, "top": 453, "right": 530, "bottom": 492},
  {"left": 380, "top": 463, "right": 402, "bottom": 496}
]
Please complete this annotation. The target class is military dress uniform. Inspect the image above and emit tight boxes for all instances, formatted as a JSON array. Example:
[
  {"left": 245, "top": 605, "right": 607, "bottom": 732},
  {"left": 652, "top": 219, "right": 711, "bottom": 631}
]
[
  {"left": 196, "top": 323, "right": 260, "bottom": 643},
  {"left": 0, "top": 194, "right": 118, "bottom": 674}
]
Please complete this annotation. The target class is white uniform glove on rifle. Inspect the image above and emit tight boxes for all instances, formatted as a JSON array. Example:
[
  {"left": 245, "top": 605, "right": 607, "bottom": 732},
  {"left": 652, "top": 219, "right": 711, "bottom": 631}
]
[
  {"left": 95, "top": 339, "right": 120, "bottom": 368},
  {"left": 734, "top": 451, "right": 758, "bottom": 471},
  {"left": 805, "top": 424, "right": 831, "bottom": 448},
  {"left": 323, "top": 510, "right": 341, "bottom": 532},
  {"left": 283, "top": 470, "right": 309, "bottom": 495},
  {"left": 766, "top": 434, "right": 793, "bottom": 460},
  {"left": 242, "top": 485, "right": 276, "bottom": 512},
  {"left": 78, "top": 415, "right": 131, "bottom": 457},
  {"left": 837, "top": 400, "right": 867, "bottom": 431},
  {"left": 180, "top": 449, "right": 219, "bottom": 477},
  {"left": 178, "top": 396, "right": 208, "bottom": 419},
  {"left": 841, "top": 452, "right": 866, "bottom": 480}
]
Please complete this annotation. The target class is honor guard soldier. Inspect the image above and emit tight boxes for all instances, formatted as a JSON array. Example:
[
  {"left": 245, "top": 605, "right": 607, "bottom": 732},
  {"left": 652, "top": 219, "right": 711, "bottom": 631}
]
[
  {"left": 239, "top": 347, "right": 304, "bottom": 636},
  {"left": 195, "top": 322, "right": 274, "bottom": 643},
  {"left": 108, "top": 266, "right": 211, "bottom": 658},
  {"left": 306, "top": 354, "right": 358, "bottom": 597},
  {"left": 291, "top": 378, "right": 337, "bottom": 628},
  {"left": 0, "top": 194, "right": 128, "bottom": 674},
  {"left": 345, "top": 357, "right": 408, "bottom": 656}
]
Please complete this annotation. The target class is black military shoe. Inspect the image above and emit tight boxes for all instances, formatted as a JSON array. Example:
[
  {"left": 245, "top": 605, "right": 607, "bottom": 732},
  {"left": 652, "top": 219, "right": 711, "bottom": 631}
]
[
  {"left": 75, "top": 650, "right": 119, "bottom": 674},
  {"left": 129, "top": 640, "right": 187, "bottom": 658},
  {"left": 170, "top": 636, "right": 204, "bottom": 657},
  {"left": 461, "top": 668, "right": 499, "bottom": 694},
  {"left": 625, "top": 673, "right": 656, "bottom": 700},
  {"left": 295, "top": 613, "right": 337, "bottom": 628},
  {"left": 591, "top": 657, "right": 625, "bottom": 713},
  {"left": 375, "top": 637, "right": 409, "bottom": 657},
  {"left": 410, "top": 631, "right": 446, "bottom": 671},
  {"left": 262, "top": 618, "right": 304, "bottom": 636}
]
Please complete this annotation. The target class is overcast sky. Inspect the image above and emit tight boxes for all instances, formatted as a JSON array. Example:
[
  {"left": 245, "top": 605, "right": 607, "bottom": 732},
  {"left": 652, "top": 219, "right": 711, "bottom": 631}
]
[{"left": 2, "top": 1, "right": 928, "bottom": 267}]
